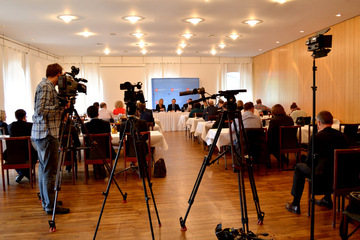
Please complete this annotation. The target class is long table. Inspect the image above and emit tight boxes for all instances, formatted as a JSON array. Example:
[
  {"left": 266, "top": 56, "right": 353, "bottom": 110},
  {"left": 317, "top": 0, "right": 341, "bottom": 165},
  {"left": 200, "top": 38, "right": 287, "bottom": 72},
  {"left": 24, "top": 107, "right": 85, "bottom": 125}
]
[
  {"left": 153, "top": 112, "right": 189, "bottom": 131},
  {"left": 111, "top": 131, "right": 168, "bottom": 151}
]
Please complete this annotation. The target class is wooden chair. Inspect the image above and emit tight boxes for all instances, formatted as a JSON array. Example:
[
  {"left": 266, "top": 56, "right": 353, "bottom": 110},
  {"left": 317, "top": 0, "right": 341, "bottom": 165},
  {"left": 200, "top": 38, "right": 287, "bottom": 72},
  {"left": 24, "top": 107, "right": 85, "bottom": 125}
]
[
  {"left": 208, "top": 115, "right": 218, "bottom": 121},
  {"left": 301, "top": 124, "right": 318, "bottom": 153},
  {"left": 279, "top": 125, "right": 301, "bottom": 170},
  {"left": 245, "top": 128, "right": 270, "bottom": 168},
  {"left": 60, "top": 135, "right": 77, "bottom": 185},
  {"left": 146, "top": 122, "right": 154, "bottom": 131},
  {"left": 83, "top": 133, "right": 112, "bottom": 184},
  {"left": 0, "top": 136, "right": 35, "bottom": 191},
  {"left": 0, "top": 127, "right": 6, "bottom": 135},
  {"left": 340, "top": 124, "right": 360, "bottom": 148},
  {"left": 332, "top": 148, "right": 360, "bottom": 228},
  {"left": 123, "top": 131, "right": 151, "bottom": 181}
]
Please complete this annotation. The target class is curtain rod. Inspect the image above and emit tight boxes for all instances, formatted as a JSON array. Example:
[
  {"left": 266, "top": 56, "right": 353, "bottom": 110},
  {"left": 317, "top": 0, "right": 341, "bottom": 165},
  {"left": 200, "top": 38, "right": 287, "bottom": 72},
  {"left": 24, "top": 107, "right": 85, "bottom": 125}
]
[{"left": 0, "top": 34, "right": 59, "bottom": 59}]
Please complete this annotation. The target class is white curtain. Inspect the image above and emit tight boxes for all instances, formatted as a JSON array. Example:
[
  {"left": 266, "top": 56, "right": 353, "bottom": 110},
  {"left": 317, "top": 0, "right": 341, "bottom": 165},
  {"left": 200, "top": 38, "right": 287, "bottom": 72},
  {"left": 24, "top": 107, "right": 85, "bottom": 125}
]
[{"left": 3, "top": 47, "right": 31, "bottom": 123}]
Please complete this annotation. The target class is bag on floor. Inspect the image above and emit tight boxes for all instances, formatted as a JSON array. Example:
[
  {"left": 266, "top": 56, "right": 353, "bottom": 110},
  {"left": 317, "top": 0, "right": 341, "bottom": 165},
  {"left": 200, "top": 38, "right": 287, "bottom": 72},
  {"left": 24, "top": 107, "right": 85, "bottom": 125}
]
[{"left": 154, "top": 158, "right": 166, "bottom": 178}]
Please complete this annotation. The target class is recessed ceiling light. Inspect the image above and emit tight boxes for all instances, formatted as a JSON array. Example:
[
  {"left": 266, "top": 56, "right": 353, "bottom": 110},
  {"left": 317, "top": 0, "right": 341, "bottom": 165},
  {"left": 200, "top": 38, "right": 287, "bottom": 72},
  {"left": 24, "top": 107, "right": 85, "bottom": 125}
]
[
  {"left": 210, "top": 49, "right": 217, "bottom": 55},
  {"left": 183, "top": 17, "right": 205, "bottom": 25},
  {"left": 300, "top": 30, "right": 305, "bottom": 33},
  {"left": 78, "top": 31, "right": 95, "bottom": 37},
  {"left": 140, "top": 49, "right": 148, "bottom": 55},
  {"left": 57, "top": 14, "right": 79, "bottom": 23},
  {"left": 135, "top": 41, "right": 148, "bottom": 48},
  {"left": 178, "top": 43, "right": 188, "bottom": 48},
  {"left": 130, "top": 32, "right": 146, "bottom": 38},
  {"left": 242, "top": 19, "right": 263, "bottom": 27},
  {"left": 336, "top": 13, "right": 342, "bottom": 17},
  {"left": 218, "top": 43, "right": 228, "bottom": 49},
  {"left": 176, "top": 49, "right": 183, "bottom": 55},
  {"left": 273, "top": 0, "right": 287, "bottom": 3},
  {"left": 103, "top": 48, "right": 111, "bottom": 55},
  {"left": 122, "top": 15, "right": 145, "bottom": 23},
  {"left": 227, "top": 33, "right": 240, "bottom": 40},
  {"left": 259, "top": 49, "right": 263, "bottom": 51},
  {"left": 276, "top": 41, "right": 280, "bottom": 44},
  {"left": 181, "top": 33, "right": 195, "bottom": 39}
]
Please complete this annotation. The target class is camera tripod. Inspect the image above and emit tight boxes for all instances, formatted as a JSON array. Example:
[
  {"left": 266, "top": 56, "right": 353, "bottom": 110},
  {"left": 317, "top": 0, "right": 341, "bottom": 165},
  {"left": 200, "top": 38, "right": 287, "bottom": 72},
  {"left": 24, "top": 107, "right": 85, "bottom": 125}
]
[
  {"left": 48, "top": 97, "right": 128, "bottom": 232},
  {"left": 179, "top": 91, "right": 267, "bottom": 239},
  {"left": 93, "top": 114, "right": 161, "bottom": 240}
]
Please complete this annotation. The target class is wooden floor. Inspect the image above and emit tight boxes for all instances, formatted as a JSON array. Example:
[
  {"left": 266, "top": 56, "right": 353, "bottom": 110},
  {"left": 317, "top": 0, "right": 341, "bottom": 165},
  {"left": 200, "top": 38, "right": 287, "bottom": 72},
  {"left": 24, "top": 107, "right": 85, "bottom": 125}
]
[{"left": 1, "top": 131, "right": 359, "bottom": 240}]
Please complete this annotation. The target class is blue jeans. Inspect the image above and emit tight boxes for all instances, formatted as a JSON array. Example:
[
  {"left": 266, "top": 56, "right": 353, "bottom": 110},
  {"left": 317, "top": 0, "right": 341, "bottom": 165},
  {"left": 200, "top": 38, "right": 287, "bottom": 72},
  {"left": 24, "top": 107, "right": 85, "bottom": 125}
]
[{"left": 34, "top": 135, "right": 59, "bottom": 211}]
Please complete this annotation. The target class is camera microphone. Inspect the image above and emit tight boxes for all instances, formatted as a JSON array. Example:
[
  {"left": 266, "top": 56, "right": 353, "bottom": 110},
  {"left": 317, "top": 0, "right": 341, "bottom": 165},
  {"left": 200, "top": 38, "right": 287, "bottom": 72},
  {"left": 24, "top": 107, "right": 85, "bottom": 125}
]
[{"left": 179, "top": 87, "right": 205, "bottom": 96}]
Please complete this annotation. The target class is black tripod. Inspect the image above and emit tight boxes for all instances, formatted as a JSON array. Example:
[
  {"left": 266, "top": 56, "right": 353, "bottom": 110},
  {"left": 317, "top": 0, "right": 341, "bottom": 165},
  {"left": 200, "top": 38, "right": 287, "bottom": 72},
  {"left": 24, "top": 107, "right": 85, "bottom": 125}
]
[
  {"left": 179, "top": 90, "right": 267, "bottom": 239},
  {"left": 48, "top": 97, "right": 127, "bottom": 232},
  {"left": 93, "top": 111, "right": 161, "bottom": 240}
]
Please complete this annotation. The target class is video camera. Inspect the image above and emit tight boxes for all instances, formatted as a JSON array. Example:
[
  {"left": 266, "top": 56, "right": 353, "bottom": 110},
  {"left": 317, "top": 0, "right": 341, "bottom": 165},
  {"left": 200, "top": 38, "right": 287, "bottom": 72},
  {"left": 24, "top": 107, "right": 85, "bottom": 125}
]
[
  {"left": 58, "top": 66, "right": 87, "bottom": 103},
  {"left": 120, "top": 82, "right": 145, "bottom": 116}
]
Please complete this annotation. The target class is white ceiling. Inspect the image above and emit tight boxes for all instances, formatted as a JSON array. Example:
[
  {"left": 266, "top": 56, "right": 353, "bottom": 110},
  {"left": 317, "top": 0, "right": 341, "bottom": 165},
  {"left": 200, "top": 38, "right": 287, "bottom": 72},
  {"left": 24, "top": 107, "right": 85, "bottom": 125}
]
[{"left": 0, "top": 0, "right": 359, "bottom": 58}]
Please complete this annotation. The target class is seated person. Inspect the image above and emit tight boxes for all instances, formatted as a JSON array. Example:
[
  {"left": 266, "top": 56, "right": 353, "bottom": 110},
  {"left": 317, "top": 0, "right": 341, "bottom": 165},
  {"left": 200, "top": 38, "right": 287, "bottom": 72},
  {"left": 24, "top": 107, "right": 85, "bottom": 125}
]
[
  {"left": 98, "top": 102, "right": 115, "bottom": 123},
  {"left": 285, "top": 111, "right": 348, "bottom": 214},
  {"left": 267, "top": 104, "right": 294, "bottom": 163},
  {"left": 182, "top": 98, "right": 193, "bottom": 112},
  {"left": 241, "top": 102, "right": 262, "bottom": 129},
  {"left": 254, "top": 99, "right": 272, "bottom": 115},
  {"left": 289, "top": 102, "right": 307, "bottom": 122},
  {"left": 0, "top": 110, "right": 9, "bottom": 135},
  {"left": 7, "top": 109, "right": 38, "bottom": 183},
  {"left": 212, "top": 102, "right": 229, "bottom": 129},
  {"left": 82, "top": 106, "right": 114, "bottom": 179},
  {"left": 155, "top": 98, "right": 166, "bottom": 112},
  {"left": 139, "top": 103, "right": 154, "bottom": 125},
  {"left": 167, "top": 98, "right": 181, "bottom": 112},
  {"left": 189, "top": 102, "right": 203, "bottom": 118},
  {"left": 202, "top": 100, "right": 218, "bottom": 121},
  {"left": 113, "top": 100, "right": 126, "bottom": 116},
  {"left": 237, "top": 100, "right": 244, "bottom": 111},
  {"left": 62, "top": 121, "right": 81, "bottom": 173}
]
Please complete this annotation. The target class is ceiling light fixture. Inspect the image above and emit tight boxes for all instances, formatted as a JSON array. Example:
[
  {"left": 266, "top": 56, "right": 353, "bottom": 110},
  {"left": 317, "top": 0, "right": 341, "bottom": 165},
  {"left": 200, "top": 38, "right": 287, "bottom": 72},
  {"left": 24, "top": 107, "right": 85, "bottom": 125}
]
[
  {"left": 181, "top": 33, "right": 195, "bottom": 39},
  {"left": 273, "top": 0, "right": 287, "bottom": 3},
  {"left": 131, "top": 32, "right": 146, "bottom": 38},
  {"left": 103, "top": 48, "right": 111, "bottom": 55},
  {"left": 122, "top": 15, "right": 145, "bottom": 23},
  {"left": 300, "top": 30, "right": 305, "bottom": 33},
  {"left": 227, "top": 33, "right": 240, "bottom": 40},
  {"left": 57, "top": 14, "right": 79, "bottom": 23},
  {"left": 183, "top": 17, "right": 205, "bottom": 25},
  {"left": 176, "top": 49, "right": 183, "bottom": 55},
  {"left": 136, "top": 41, "right": 148, "bottom": 48},
  {"left": 140, "top": 49, "right": 148, "bottom": 55},
  {"left": 78, "top": 31, "right": 95, "bottom": 37},
  {"left": 210, "top": 49, "right": 217, "bottom": 55},
  {"left": 276, "top": 41, "right": 280, "bottom": 44},
  {"left": 178, "top": 43, "right": 188, "bottom": 48},
  {"left": 336, "top": 14, "right": 341, "bottom": 17},
  {"left": 242, "top": 19, "right": 263, "bottom": 27},
  {"left": 218, "top": 43, "right": 227, "bottom": 49}
]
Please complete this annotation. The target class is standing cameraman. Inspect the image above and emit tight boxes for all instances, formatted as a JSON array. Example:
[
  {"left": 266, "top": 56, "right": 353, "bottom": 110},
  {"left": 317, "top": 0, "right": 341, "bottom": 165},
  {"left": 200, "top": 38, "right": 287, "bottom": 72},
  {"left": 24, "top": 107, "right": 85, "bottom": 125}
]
[{"left": 31, "top": 63, "right": 70, "bottom": 215}]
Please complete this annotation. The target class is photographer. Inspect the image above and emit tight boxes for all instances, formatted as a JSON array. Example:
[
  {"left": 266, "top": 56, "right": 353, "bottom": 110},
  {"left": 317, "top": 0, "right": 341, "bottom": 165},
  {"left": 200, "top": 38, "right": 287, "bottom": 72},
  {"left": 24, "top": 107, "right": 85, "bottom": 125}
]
[{"left": 31, "top": 63, "right": 70, "bottom": 215}]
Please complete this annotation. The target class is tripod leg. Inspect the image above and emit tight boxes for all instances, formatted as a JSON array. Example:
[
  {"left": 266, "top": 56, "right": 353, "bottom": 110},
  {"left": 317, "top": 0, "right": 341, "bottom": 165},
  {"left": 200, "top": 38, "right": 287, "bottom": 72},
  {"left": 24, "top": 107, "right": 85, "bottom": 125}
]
[{"left": 141, "top": 176, "right": 155, "bottom": 240}]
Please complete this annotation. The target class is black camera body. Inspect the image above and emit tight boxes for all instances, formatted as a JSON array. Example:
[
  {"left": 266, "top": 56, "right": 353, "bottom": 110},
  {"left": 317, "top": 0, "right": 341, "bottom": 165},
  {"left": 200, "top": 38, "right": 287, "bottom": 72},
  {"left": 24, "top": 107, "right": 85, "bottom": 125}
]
[
  {"left": 120, "top": 81, "right": 145, "bottom": 116},
  {"left": 58, "top": 66, "right": 87, "bottom": 99}
]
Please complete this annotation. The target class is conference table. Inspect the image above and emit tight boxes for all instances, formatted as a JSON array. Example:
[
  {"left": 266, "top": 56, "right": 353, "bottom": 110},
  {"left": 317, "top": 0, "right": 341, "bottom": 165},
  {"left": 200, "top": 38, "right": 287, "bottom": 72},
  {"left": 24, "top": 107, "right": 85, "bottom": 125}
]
[
  {"left": 194, "top": 121, "right": 215, "bottom": 140},
  {"left": 204, "top": 128, "right": 231, "bottom": 149},
  {"left": 153, "top": 112, "right": 189, "bottom": 131},
  {"left": 111, "top": 131, "right": 168, "bottom": 151},
  {"left": 186, "top": 117, "right": 205, "bottom": 135}
]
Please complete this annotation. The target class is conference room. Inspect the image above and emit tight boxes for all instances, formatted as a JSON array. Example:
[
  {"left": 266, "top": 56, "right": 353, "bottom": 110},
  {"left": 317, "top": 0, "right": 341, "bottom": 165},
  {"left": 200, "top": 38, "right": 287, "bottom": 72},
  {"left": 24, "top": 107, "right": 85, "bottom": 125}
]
[{"left": 0, "top": 0, "right": 360, "bottom": 239}]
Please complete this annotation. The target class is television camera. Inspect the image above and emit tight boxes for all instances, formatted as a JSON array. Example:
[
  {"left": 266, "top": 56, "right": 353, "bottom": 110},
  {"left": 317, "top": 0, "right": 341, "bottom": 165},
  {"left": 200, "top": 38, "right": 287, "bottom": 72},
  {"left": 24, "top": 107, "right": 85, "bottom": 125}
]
[
  {"left": 58, "top": 66, "right": 87, "bottom": 105},
  {"left": 120, "top": 81, "right": 145, "bottom": 115}
]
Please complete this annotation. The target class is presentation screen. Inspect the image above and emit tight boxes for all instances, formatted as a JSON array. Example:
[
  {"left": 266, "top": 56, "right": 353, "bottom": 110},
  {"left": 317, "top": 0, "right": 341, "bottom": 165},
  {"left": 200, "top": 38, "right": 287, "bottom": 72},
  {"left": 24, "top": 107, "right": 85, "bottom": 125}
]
[{"left": 151, "top": 78, "right": 199, "bottom": 110}]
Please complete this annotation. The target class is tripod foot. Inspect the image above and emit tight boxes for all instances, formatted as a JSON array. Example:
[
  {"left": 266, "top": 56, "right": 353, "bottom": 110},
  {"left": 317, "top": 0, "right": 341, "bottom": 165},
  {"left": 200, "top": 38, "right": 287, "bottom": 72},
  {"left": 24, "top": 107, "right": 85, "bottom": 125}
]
[
  {"left": 181, "top": 226, "right": 187, "bottom": 231},
  {"left": 159, "top": 223, "right": 162, "bottom": 227},
  {"left": 257, "top": 219, "right": 263, "bottom": 225},
  {"left": 179, "top": 217, "right": 187, "bottom": 231},
  {"left": 122, "top": 193, "right": 128, "bottom": 203},
  {"left": 37, "top": 192, "right": 42, "bottom": 203},
  {"left": 48, "top": 220, "right": 56, "bottom": 232}
]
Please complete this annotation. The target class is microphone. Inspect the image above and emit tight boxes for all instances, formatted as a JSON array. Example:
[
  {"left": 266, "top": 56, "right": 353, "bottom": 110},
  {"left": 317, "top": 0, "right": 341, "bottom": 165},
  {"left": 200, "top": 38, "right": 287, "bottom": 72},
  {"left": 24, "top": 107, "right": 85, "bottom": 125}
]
[{"left": 179, "top": 87, "right": 205, "bottom": 96}]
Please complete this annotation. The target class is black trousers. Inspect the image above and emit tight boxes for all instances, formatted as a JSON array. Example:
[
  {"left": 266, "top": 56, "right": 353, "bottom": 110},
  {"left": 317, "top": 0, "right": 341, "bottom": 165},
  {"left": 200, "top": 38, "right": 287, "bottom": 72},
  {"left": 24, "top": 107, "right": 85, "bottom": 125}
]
[{"left": 291, "top": 163, "right": 311, "bottom": 205}]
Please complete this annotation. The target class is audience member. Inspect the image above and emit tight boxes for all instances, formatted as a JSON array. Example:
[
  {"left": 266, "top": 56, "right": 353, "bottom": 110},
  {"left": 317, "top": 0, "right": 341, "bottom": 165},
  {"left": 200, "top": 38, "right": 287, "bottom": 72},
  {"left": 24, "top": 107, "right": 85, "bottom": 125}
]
[
  {"left": 98, "top": 102, "right": 115, "bottom": 122},
  {"left": 254, "top": 99, "right": 272, "bottom": 115},
  {"left": 139, "top": 103, "right": 154, "bottom": 125},
  {"left": 167, "top": 98, "right": 181, "bottom": 112},
  {"left": 267, "top": 104, "right": 294, "bottom": 164},
  {"left": 93, "top": 102, "right": 100, "bottom": 109},
  {"left": 212, "top": 102, "right": 229, "bottom": 129},
  {"left": 0, "top": 110, "right": 9, "bottom": 135},
  {"left": 189, "top": 102, "right": 203, "bottom": 118},
  {"left": 155, "top": 98, "right": 166, "bottom": 112},
  {"left": 217, "top": 99, "right": 224, "bottom": 108},
  {"left": 113, "top": 100, "right": 126, "bottom": 115},
  {"left": 285, "top": 110, "right": 348, "bottom": 214},
  {"left": 7, "top": 109, "right": 38, "bottom": 183},
  {"left": 202, "top": 100, "right": 219, "bottom": 121},
  {"left": 237, "top": 100, "right": 244, "bottom": 111},
  {"left": 241, "top": 102, "right": 262, "bottom": 128},
  {"left": 289, "top": 102, "right": 307, "bottom": 122},
  {"left": 182, "top": 98, "right": 193, "bottom": 112}
]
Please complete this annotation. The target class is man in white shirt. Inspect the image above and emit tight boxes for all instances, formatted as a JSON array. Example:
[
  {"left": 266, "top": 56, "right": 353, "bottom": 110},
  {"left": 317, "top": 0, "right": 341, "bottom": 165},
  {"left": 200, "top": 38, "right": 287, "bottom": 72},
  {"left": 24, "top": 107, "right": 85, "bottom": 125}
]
[{"left": 98, "top": 102, "right": 115, "bottom": 122}]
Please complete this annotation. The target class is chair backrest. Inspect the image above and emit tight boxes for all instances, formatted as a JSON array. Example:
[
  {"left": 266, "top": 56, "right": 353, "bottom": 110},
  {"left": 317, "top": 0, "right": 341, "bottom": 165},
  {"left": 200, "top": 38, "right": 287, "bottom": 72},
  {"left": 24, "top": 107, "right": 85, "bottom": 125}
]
[
  {"left": 83, "top": 133, "right": 111, "bottom": 160},
  {"left": 146, "top": 122, "right": 154, "bottom": 131},
  {"left": 245, "top": 128, "right": 269, "bottom": 164},
  {"left": 334, "top": 148, "right": 360, "bottom": 193},
  {"left": 3, "top": 136, "right": 32, "bottom": 164},
  {"left": 124, "top": 131, "right": 150, "bottom": 157},
  {"left": 280, "top": 125, "right": 301, "bottom": 150},
  {"left": 0, "top": 127, "right": 6, "bottom": 135},
  {"left": 340, "top": 124, "right": 360, "bottom": 146},
  {"left": 208, "top": 115, "right": 218, "bottom": 121}
]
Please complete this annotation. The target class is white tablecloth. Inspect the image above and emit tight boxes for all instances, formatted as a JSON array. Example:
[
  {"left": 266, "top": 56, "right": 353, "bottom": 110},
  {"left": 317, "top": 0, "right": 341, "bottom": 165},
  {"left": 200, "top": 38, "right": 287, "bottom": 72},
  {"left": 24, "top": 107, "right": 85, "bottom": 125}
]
[
  {"left": 194, "top": 121, "right": 214, "bottom": 140},
  {"left": 301, "top": 123, "right": 340, "bottom": 144},
  {"left": 153, "top": 112, "right": 188, "bottom": 131},
  {"left": 186, "top": 117, "right": 205, "bottom": 133},
  {"left": 204, "top": 128, "right": 231, "bottom": 149},
  {"left": 178, "top": 115, "right": 189, "bottom": 130},
  {"left": 154, "top": 119, "right": 163, "bottom": 132}
]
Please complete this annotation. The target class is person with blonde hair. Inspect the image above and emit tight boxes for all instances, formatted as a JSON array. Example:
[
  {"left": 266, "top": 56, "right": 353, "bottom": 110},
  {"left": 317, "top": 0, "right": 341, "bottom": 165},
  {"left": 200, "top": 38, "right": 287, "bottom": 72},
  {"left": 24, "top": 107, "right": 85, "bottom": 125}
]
[
  {"left": 0, "top": 110, "right": 9, "bottom": 135},
  {"left": 113, "top": 100, "right": 126, "bottom": 115}
]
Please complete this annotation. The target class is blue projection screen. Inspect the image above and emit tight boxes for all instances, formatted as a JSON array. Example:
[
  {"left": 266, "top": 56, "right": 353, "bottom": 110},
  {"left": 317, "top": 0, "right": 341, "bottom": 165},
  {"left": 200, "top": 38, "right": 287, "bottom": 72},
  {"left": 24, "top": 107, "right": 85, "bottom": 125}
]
[{"left": 151, "top": 78, "right": 199, "bottom": 110}]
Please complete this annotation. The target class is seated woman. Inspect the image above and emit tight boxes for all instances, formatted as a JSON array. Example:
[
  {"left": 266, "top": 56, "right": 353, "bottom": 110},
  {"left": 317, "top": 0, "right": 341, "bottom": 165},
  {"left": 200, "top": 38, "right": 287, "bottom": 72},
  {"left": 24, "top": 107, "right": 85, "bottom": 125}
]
[
  {"left": 0, "top": 110, "right": 9, "bottom": 135},
  {"left": 155, "top": 98, "right": 166, "bottom": 112},
  {"left": 289, "top": 102, "right": 307, "bottom": 123},
  {"left": 113, "top": 100, "right": 126, "bottom": 116},
  {"left": 189, "top": 102, "right": 204, "bottom": 118}
]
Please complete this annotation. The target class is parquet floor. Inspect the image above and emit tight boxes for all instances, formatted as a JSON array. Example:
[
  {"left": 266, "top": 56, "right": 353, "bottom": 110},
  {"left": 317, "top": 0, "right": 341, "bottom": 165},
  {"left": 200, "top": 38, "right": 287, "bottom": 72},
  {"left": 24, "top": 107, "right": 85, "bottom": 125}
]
[{"left": 1, "top": 131, "right": 359, "bottom": 239}]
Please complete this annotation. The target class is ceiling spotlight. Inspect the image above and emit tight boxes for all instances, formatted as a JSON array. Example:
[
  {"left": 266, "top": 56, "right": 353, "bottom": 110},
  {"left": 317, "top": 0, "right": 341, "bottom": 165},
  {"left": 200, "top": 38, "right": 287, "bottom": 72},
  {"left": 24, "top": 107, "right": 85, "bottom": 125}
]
[
  {"left": 178, "top": 43, "right": 188, "bottom": 48},
  {"left": 136, "top": 41, "right": 148, "bottom": 48},
  {"left": 276, "top": 41, "right": 280, "bottom": 44},
  {"left": 131, "top": 32, "right": 146, "bottom": 38},
  {"left": 273, "top": 0, "right": 287, "bottom": 3},
  {"left": 78, "top": 31, "right": 95, "bottom": 37},
  {"left": 57, "top": 15, "right": 79, "bottom": 23},
  {"left": 218, "top": 43, "right": 227, "bottom": 49},
  {"left": 181, "top": 33, "right": 195, "bottom": 39},
  {"left": 336, "top": 14, "right": 341, "bottom": 17},
  {"left": 140, "top": 49, "right": 148, "bottom": 55},
  {"left": 242, "top": 19, "right": 263, "bottom": 27},
  {"left": 122, "top": 15, "right": 145, "bottom": 23},
  {"left": 183, "top": 17, "right": 205, "bottom": 25},
  {"left": 176, "top": 49, "right": 184, "bottom": 55},
  {"left": 227, "top": 33, "right": 240, "bottom": 40},
  {"left": 210, "top": 49, "right": 217, "bottom": 55},
  {"left": 103, "top": 48, "right": 111, "bottom": 55},
  {"left": 300, "top": 30, "right": 305, "bottom": 33}
]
